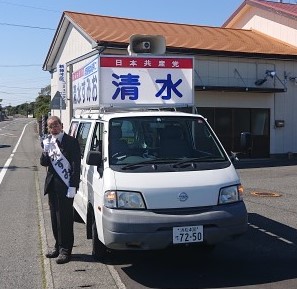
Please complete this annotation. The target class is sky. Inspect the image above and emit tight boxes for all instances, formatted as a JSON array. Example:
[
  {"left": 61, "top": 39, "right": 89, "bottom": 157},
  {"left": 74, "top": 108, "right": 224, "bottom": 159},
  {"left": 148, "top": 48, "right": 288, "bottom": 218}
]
[{"left": 0, "top": 0, "right": 247, "bottom": 107}]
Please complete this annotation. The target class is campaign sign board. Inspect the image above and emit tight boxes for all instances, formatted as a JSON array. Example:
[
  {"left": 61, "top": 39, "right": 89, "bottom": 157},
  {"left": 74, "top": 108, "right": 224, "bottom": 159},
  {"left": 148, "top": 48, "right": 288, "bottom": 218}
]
[
  {"left": 72, "top": 57, "right": 99, "bottom": 109},
  {"left": 72, "top": 56, "right": 193, "bottom": 109}
]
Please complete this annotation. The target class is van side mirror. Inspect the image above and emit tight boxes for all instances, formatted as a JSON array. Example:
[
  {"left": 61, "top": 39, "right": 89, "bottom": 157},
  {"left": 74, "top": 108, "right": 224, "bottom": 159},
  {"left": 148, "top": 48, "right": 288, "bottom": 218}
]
[
  {"left": 240, "top": 132, "right": 252, "bottom": 154},
  {"left": 86, "top": 151, "right": 102, "bottom": 166}
]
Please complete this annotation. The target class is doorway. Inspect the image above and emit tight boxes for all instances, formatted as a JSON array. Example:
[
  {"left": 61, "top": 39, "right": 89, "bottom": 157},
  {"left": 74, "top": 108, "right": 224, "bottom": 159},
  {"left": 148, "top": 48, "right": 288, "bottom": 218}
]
[{"left": 197, "top": 107, "right": 270, "bottom": 158}]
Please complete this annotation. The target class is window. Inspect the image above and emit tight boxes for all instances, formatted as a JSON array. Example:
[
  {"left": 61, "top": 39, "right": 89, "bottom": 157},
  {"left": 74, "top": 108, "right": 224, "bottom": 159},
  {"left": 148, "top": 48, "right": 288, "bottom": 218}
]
[
  {"left": 69, "top": 121, "right": 79, "bottom": 137},
  {"left": 109, "top": 116, "right": 227, "bottom": 166},
  {"left": 90, "top": 122, "right": 104, "bottom": 152},
  {"left": 76, "top": 122, "right": 92, "bottom": 157}
]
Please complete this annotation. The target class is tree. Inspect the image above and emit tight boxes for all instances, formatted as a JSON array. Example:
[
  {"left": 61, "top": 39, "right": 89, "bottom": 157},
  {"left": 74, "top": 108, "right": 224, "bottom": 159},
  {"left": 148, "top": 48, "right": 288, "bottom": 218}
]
[
  {"left": 4, "top": 84, "right": 50, "bottom": 119},
  {"left": 34, "top": 85, "right": 51, "bottom": 121}
]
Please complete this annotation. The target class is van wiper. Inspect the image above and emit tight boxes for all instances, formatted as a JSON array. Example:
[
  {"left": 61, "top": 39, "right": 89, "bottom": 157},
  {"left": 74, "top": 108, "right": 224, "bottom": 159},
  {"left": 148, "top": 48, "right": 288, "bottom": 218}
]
[
  {"left": 172, "top": 156, "right": 223, "bottom": 168},
  {"left": 121, "top": 158, "right": 179, "bottom": 170}
]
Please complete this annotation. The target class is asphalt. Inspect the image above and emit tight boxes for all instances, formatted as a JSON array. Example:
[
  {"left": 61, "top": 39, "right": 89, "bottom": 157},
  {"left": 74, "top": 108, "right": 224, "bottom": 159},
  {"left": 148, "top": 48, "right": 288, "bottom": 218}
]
[
  {"left": 34, "top": 138, "right": 124, "bottom": 289},
  {"left": 34, "top": 131, "right": 297, "bottom": 289}
]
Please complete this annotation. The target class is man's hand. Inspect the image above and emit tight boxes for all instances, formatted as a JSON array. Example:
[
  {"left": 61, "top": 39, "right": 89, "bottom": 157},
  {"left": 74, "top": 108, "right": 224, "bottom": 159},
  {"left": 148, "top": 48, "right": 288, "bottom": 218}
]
[
  {"left": 66, "top": 187, "right": 76, "bottom": 198},
  {"left": 43, "top": 142, "right": 51, "bottom": 153}
]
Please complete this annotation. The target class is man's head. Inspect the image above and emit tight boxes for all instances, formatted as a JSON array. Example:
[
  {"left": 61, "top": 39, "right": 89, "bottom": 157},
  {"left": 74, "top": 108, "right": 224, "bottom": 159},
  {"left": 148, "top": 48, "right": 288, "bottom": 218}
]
[{"left": 47, "top": 116, "right": 63, "bottom": 135}]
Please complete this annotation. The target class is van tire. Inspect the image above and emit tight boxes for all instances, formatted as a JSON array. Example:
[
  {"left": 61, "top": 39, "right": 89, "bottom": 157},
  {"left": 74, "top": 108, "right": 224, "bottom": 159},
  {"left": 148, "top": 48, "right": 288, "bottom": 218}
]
[{"left": 91, "top": 216, "right": 109, "bottom": 261}]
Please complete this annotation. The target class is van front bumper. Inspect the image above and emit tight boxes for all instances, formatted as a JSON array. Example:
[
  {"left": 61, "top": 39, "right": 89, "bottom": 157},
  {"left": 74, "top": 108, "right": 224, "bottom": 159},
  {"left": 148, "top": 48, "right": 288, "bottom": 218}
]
[{"left": 102, "top": 201, "right": 248, "bottom": 250}]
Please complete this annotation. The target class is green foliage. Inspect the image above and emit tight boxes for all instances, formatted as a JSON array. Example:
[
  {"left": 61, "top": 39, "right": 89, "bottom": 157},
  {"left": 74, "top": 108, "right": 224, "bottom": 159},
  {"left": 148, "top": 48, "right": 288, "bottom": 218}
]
[
  {"left": 5, "top": 85, "right": 51, "bottom": 120},
  {"left": 35, "top": 84, "right": 51, "bottom": 120}
]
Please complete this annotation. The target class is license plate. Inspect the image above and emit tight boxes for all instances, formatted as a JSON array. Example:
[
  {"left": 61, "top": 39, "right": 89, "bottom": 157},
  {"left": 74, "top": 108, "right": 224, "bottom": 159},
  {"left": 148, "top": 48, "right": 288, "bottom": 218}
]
[{"left": 173, "top": 225, "right": 203, "bottom": 244}]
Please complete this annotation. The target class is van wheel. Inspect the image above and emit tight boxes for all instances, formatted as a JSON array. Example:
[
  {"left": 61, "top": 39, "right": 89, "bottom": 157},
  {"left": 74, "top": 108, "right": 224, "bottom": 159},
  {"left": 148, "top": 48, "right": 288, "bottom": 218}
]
[{"left": 91, "top": 216, "right": 109, "bottom": 261}]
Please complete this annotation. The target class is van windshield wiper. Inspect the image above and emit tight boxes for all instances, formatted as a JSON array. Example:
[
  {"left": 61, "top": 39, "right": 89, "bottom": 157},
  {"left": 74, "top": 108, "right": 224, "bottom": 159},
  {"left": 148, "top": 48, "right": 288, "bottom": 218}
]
[
  {"left": 172, "top": 156, "right": 224, "bottom": 168},
  {"left": 121, "top": 158, "right": 180, "bottom": 170}
]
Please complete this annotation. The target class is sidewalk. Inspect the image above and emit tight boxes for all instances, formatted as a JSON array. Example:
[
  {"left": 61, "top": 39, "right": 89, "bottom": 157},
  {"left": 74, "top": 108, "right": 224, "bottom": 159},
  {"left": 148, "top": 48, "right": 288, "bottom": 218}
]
[{"left": 34, "top": 138, "right": 122, "bottom": 289}]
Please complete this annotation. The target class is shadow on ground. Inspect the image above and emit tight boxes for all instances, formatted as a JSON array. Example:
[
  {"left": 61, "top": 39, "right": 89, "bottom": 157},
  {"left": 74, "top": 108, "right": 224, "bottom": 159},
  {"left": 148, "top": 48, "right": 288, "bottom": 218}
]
[{"left": 94, "top": 213, "right": 297, "bottom": 289}]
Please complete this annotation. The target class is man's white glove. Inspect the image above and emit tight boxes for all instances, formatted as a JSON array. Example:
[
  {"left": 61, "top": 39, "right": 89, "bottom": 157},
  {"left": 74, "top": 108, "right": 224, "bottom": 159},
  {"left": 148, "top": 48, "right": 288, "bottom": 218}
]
[
  {"left": 42, "top": 138, "right": 51, "bottom": 153},
  {"left": 43, "top": 142, "right": 51, "bottom": 153},
  {"left": 66, "top": 187, "right": 76, "bottom": 198}
]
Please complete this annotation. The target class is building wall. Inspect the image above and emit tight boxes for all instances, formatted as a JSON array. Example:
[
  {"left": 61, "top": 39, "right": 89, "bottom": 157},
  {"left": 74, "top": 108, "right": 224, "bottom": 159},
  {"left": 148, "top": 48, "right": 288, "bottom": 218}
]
[
  {"left": 50, "top": 25, "right": 94, "bottom": 130},
  {"left": 194, "top": 55, "right": 297, "bottom": 155},
  {"left": 49, "top": 23, "right": 297, "bottom": 156},
  {"left": 227, "top": 6, "right": 297, "bottom": 48},
  {"left": 222, "top": 5, "right": 297, "bottom": 155}
]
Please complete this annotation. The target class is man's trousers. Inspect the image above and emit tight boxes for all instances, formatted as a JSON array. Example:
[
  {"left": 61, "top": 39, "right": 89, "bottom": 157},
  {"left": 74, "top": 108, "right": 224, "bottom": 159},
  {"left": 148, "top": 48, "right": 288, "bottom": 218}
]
[{"left": 48, "top": 188, "right": 74, "bottom": 255}]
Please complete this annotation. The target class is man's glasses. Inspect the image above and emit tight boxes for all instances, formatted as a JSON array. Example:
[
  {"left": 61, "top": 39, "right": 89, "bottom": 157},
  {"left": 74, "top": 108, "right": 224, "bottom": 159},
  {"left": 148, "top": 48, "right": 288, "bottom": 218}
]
[{"left": 48, "top": 123, "right": 61, "bottom": 129}]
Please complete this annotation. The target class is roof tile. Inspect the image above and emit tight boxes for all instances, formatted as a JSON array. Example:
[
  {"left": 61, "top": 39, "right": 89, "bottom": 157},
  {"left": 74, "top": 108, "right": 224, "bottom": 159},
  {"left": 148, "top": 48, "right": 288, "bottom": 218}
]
[
  {"left": 65, "top": 11, "right": 297, "bottom": 57},
  {"left": 250, "top": 0, "right": 297, "bottom": 16}
]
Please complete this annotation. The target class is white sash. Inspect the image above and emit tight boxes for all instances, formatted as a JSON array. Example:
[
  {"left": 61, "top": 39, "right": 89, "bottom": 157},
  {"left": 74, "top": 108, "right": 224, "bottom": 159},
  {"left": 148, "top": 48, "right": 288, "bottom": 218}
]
[{"left": 43, "top": 138, "right": 71, "bottom": 187}]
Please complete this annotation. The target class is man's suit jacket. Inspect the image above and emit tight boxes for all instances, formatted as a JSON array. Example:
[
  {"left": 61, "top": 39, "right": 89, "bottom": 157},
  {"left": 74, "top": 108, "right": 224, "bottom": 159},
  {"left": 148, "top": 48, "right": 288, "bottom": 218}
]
[{"left": 40, "top": 133, "right": 81, "bottom": 195}]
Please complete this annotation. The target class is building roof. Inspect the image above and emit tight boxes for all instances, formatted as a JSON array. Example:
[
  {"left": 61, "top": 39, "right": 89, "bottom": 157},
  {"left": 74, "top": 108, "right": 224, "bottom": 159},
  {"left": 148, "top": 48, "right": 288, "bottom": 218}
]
[
  {"left": 65, "top": 11, "right": 297, "bottom": 55},
  {"left": 43, "top": 10, "right": 297, "bottom": 71},
  {"left": 223, "top": 0, "right": 297, "bottom": 27}
]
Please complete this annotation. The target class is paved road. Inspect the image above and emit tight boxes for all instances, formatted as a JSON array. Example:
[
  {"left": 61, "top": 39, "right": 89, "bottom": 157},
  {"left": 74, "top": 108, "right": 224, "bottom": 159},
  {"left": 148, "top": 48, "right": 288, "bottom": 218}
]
[
  {"left": 110, "top": 162, "right": 297, "bottom": 289},
  {"left": 1, "top": 117, "right": 297, "bottom": 289},
  {"left": 0, "top": 118, "right": 120, "bottom": 289},
  {"left": 0, "top": 118, "right": 42, "bottom": 289}
]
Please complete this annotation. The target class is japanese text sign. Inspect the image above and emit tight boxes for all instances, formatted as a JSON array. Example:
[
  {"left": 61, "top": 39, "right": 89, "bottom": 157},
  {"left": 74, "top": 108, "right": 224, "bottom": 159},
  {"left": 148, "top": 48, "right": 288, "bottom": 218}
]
[
  {"left": 57, "top": 63, "right": 67, "bottom": 102},
  {"left": 72, "top": 56, "right": 194, "bottom": 109}
]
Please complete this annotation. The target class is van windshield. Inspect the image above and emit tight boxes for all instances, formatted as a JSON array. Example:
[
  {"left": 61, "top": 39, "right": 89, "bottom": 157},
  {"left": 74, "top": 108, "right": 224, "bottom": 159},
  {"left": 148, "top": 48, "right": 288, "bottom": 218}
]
[{"left": 108, "top": 116, "right": 228, "bottom": 169}]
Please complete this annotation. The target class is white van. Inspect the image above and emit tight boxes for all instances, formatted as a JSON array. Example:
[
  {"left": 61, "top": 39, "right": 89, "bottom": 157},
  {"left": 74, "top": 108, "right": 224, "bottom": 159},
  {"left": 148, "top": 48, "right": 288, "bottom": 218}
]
[{"left": 69, "top": 109, "right": 248, "bottom": 259}]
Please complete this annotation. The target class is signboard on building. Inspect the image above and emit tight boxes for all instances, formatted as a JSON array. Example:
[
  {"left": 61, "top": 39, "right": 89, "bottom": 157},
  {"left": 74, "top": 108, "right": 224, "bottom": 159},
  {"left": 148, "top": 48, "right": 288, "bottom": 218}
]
[
  {"left": 72, "top": 55, "right": 194, "bottom": 109},
  {"left": 57, "top": 63, "right": 67, "bottom": 102}
]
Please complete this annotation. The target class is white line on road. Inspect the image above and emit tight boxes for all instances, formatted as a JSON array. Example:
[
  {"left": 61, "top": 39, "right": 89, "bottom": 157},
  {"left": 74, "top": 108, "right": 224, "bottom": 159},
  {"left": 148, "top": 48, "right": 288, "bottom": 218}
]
[
  {"left": 0, "top": 122, "right": 30, "bottom": 185},
  {"left": 0, "top": 133, "right": 16, "bottom": 137},
  {"left": 249, "top": 223, "right": 294, "bottom": 245},
  {"left": 107, "top": 265, "right": 127, "bottom": 289}
]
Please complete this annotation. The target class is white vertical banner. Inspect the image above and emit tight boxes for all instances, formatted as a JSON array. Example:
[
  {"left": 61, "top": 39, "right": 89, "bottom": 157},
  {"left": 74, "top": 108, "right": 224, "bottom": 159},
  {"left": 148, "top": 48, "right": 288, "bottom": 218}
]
[
  {"left": 57, "top": 63, "right": 67, "bottom": 102},
  {"left": 72, "top": 57, "right": 99, "bottom": 109}
]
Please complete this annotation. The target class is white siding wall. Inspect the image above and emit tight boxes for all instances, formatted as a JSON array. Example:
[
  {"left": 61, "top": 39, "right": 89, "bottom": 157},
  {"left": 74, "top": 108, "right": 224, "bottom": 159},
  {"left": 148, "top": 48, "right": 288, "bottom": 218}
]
[
  {"left": 224, "top": 5, "right": 297, "bottom": 155},
  {"left": 195, "top": 55, "right": 297, "bottom": 155},
  {"left": 229, "top": 7, "right": 297, "bottom": 49},
  {"left": 50, "top": 25, "right": 94, "bottom": 131}
]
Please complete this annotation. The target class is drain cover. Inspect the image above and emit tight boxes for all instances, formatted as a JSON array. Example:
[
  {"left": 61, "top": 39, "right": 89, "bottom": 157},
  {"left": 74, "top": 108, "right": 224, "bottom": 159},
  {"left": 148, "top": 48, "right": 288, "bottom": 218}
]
[{"left": 250, "top": 191, "right": 281, "bottom": 197}]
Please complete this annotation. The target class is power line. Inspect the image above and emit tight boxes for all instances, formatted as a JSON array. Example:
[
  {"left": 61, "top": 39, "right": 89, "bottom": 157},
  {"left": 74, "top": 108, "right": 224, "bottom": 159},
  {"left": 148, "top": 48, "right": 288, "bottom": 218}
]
[
  {"left": 0, "top": 0, "right": 60, "bottom": 13},
  {"left": 0, "top": 85, "right": 42, "bottom": 89},
  {"left": 0, "top": 90, "right": 32, "bottom": 95},
  {"left": 0, "top": 22, "right": 55, "bottom": 30},
  {"left": 0, "top": 64, "right": 42, "bottom": 67}
]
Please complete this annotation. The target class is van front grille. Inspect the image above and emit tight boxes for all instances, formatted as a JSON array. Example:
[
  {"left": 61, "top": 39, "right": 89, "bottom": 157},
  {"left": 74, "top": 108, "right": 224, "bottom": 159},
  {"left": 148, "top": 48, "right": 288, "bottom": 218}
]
[{"left": 149, "top": 206, "right": 215, "bottom": 215}]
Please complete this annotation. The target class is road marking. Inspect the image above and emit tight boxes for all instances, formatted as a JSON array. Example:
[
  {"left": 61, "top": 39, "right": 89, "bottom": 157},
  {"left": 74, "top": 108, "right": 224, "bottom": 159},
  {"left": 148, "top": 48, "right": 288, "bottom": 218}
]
[
  {"left": 107, "top": 265, "right": 127, "bottom": 289},
  {"left": 0, "top": 122, "right": 29, "bottom": 185},
  {"left": 249, "top": 223, "right": 294, "bottom": 245},
  {"left": 0, "top": 133, "right": 16, "bottom": 137}
]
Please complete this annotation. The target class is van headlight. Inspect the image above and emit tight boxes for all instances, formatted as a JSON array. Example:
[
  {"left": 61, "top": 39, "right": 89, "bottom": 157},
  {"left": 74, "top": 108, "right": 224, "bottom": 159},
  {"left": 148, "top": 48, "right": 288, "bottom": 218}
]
[
  {"left": 104, "top": 190, "right": 146, "bottom": 209},
  {"left": 218, "top": 185, "right": 243, "bottom": 204}
]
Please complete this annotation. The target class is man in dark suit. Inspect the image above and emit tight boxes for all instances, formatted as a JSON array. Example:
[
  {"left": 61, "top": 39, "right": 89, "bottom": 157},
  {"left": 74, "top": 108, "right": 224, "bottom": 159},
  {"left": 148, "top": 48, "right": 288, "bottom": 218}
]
[{"left": 40, "top": 116, "right": 81, "bottom": 264}]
